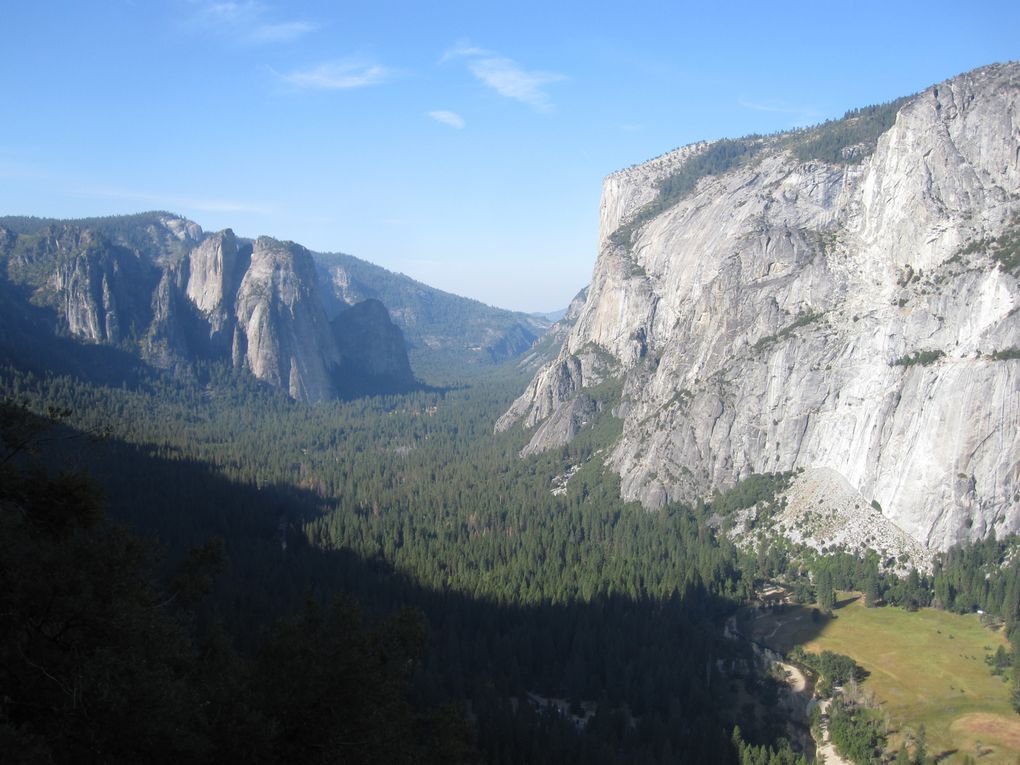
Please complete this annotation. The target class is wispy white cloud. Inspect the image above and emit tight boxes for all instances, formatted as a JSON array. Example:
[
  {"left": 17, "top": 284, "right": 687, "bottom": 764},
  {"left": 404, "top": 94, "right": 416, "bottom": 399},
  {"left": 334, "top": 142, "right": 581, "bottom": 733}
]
[
  {"left": 738, "top": 98, "right": 823, "bottom": 126},
  {"left": 428, "top": 110, "right": 465, "bottom": 129},
  {"left": 275, "top": 61, "right": 392, "bottom": 90},
  {"left": 442, "top": 41, "right": 565, "bottom": 112},
  {"left": 75, "top": 184, "right": 272, "bottom": 215},
  {"left": 469, "top": 58, "right": 564, "bottom": 111},
  {"left": 245, "top": 19, "right": 315, "bottom": 44},
  {"left": 440, "top": 40, "right": 493, "bottom": 62},
  {"left": 188, "top": 1, "right": 315, "bottom": 45}
]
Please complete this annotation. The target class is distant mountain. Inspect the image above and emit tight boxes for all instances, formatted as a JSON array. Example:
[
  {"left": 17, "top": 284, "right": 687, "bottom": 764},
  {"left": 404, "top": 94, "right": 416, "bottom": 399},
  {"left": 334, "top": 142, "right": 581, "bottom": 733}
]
[
  {"left": 313, "top": 251, "right": 550, "bottom": 369},
  {"left": 0, "top": 212, "right": 558, "bottom": 398},
  {"left": 330, "top": 298, "right": 417, "bottom": 396},
  {"left": 531, "top": 308, "right": 568, "bottom": 323},
  {"left": 500, "top": 62, "right": 1020, "bottom": 551},
  {"left": 0, "top": 213, "right": 415, "bottom": 401}
]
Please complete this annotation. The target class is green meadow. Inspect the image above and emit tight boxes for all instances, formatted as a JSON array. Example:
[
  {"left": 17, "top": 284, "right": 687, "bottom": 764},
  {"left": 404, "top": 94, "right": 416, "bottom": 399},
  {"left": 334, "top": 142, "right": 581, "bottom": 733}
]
[{"left": 751, "top": 594, "right": 1020, "bottom": 763}]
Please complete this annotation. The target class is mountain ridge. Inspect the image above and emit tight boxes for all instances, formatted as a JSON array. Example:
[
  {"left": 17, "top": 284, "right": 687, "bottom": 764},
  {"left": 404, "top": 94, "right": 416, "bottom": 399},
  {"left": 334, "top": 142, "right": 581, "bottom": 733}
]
[
  {"left": 0, "top": 212, "right": 555, "bottom": 396},
  {"left": 312, "top": 249, "right": 550, "bottom": 368},
  {"left": 499, "top": 61, "right": 1020, "bottom": 551}
]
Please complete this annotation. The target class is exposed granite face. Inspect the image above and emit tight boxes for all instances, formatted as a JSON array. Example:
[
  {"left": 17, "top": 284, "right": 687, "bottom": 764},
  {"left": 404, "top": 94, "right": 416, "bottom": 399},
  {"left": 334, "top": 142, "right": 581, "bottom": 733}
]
[
  {"left": 501, "top": 62, "right": 1020, "bottom": 550},
  {"left": 514, "top": 286, "right": 591, "bottom": 373},
  {"left": 231, "top": 237, "right": 341, "bottom": 403},
  {"left": 184, "top": 230, "right": 246, "bottom": 350},
  {"left": 0, "top": 217, "right": 416, "bottom": 403},
  {"left": 330, "top": 298, "right": 416, "bottom": 394},
  {"left": 1, "top": 225, "right": 160, "bottom": 344}
]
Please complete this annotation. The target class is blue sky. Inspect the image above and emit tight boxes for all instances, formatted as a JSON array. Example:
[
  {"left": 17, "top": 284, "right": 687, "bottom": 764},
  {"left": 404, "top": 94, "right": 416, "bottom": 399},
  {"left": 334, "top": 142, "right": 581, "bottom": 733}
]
[{"left": 2, "top": 1, "right": 1018, "bottom": 312}]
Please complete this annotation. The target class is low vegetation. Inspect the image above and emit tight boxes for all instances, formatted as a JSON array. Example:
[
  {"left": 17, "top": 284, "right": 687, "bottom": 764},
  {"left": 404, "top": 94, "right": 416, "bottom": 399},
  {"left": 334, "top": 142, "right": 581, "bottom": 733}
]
[
  {"left": 609, "top": 97, "right": 908, "bottom": 248},
  {"left": 755, "top": 596, "right": 1019, "bottom": 763},
  {"left": 890, "top": 349, "right": 944, "bottom": 367},
  {"left": 752, "top": 311, "right": 824, "bottom": 352},
  {"left": 990, "top": 347, "right": 1020, "bottom": 361},
  {"left": 954, "top": 214, "right": 1020, "bottom": 276}
]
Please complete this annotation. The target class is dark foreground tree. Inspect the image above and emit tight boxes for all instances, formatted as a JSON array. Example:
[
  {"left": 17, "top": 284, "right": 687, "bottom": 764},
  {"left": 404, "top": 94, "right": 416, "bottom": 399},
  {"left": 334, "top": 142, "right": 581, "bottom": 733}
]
[{"left": 0, "top": 401, "right": 473, "bottom": 764}]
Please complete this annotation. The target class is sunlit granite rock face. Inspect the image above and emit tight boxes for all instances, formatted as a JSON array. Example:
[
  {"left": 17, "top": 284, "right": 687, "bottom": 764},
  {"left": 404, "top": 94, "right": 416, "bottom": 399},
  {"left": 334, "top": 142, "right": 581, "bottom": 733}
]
[
  {"left": 500, "top": 62, "right": 1020, "bottom": 550},
  {"left": 232, "top": 237, "right": 341, "bottom": 402},
  {"left": 0, "top": 214, "right": 415, "bottom": 403}
]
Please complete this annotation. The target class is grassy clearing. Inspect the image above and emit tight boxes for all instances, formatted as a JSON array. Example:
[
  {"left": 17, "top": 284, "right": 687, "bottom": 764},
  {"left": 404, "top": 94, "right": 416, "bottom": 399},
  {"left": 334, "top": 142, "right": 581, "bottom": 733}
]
[{"left": 749, "top": 595, "right": 1020, "bottom": 763}]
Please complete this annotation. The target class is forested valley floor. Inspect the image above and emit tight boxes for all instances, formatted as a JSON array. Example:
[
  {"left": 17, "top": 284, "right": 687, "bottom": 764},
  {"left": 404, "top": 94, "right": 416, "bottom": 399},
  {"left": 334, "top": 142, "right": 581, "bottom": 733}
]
[{"left": 3, "top": 353, "right": 1019, "bottom": 764}]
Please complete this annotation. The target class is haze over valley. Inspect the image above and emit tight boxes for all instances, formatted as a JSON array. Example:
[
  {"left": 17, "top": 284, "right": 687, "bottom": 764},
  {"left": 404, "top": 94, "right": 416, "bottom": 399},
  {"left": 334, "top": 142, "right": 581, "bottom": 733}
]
[{"left": 2, "top": 3, "right": 1020, "bottom": 763}]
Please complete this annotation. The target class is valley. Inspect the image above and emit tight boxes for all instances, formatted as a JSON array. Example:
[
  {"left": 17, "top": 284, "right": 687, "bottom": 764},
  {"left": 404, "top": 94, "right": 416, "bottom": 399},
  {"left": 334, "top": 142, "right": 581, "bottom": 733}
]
[{"left": 2, "top": 59, "right": 1019, "bottom": 764}]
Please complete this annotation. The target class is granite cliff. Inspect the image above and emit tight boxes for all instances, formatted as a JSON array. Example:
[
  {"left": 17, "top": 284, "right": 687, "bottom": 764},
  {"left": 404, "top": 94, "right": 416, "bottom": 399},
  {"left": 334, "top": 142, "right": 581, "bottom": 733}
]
[
  {"left": 499, "top": 62, "right": 1020, "bottom": 550},
  {"left": 0, "top": 214, "right": 413, "bottom": 401}
]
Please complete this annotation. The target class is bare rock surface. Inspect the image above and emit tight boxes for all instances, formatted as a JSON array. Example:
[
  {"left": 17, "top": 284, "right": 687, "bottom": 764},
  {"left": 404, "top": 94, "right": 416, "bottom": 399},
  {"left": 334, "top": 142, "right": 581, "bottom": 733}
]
[
  {"left": 501, "top": 62, "right": 1020, "bottom": 550},
  {"left": 0, "top": 214, "right": 416, "bottom": 402},
  {"left": 773, "top": 468, "right": 936, "bottom": 572}
]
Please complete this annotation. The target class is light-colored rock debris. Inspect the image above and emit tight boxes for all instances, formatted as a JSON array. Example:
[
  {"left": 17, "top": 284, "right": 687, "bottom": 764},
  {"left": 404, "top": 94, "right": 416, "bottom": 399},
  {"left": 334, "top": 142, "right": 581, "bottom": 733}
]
[{"left": 772, "top": 468, "right": 935, "bottom": 572}]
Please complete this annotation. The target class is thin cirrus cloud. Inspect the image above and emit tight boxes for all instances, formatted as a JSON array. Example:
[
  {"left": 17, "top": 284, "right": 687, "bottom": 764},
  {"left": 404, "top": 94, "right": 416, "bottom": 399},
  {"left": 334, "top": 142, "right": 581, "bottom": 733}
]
[
  {"left": 738, "top": 98, "right": 823, "bottom": 126},
  {"left": 443, "top": 42, "right": 565, "bottom": 112},
  {"left": 75, "top": 184, "right": 272, "bottom": 215},
  {"left": 275, "top": 61, "right": 393, "bottom": 90},
  {"left": 188, "top": 1, "right": 315, "bottom": 45},
  {"left": 428, "top": 110, "right": 465, "bottom": 129}
]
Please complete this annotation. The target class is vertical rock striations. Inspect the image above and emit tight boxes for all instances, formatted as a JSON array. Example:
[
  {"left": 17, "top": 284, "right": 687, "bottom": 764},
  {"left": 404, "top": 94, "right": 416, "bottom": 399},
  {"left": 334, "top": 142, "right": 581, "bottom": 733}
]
[
  {"left": 230, "top": 237, "right": 340, "bottom": 402},
  {"left": 499, "top": 62, "right": 1020, "bottom": 550},
  {"left": 0, "top": 214, "right": 416, "bottom": 402}
]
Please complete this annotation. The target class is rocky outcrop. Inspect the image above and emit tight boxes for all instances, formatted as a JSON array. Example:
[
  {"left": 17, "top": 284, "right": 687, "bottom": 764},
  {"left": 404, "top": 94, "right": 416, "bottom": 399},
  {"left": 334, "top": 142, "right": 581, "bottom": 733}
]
[
  {"left": 231, "top": 237, "right": 341, "bottom": 402},
  {"left": 514, "top": 287, "right": 590, "bottom": 373},
  {"left": 0, "top": 215, "right": 417, "bottom": 403},
  {"left": 330, "top": 298, "right": 416, "bottom": 394},
  {"left": 184, "top": 230, "right": 247, "bottom": 351},
  {"left": 501, "top": 62, "right": 1020, "bottom": 550},
  {"left": 0, "top": 224, "right": 160, "bottom": 344}
]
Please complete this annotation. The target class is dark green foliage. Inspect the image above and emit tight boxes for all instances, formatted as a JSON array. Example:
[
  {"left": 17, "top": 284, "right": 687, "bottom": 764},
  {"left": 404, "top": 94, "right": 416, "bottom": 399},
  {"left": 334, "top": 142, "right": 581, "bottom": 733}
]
[
  {"left": 990, "top": 347, "right": 1020, "bottom": 361},
  {"left": 786, "top": 98, "right": 910, "bottom": 165},
  {"left": 932, "top": 533, "right": 1020, "bottom": 623},
  {"left": 0, "top": 365, "right": 765, "bottom": 763},
  {"left": 827, "top": 698, "right": 886, "bottom": 764},
  {"left": 814, "top": 566, "right": 836, "bottom": 613},
  {"left": 789, "top": 648, "right": 862, "bottom": 688},
  {"left": 608, "top": 96, "right": 909, "bottom": 249},
  {"left": 710, "top": 472, "right": 792, "bottom": 518},
  {"left": 609, "top": 139, "right": 761, "bottom": 247},
  {"left": 753, "top": 311, "right": 824, "bottom": 352},
  {"left": 890, "top": 349, "right": 944, "bottom": 367},
  {"left": 912, "top": 724, "right": 927, "bottom": 765},
  {"left": 0, "top": 402, "right": 208, "bottom": 763},
  {"left": 0, "top": 400, "right": 473, "bottom": 764},
  {"left": 929, "top": 533, "right": 1020, "bottom": 713},
  {"left": 863, "top": 566, "right": 882, "bottom": 607},
  {"left": 953, "top": 215, "right": 1020, "bottom": 276},
  {"left": 731, "top": 726, "right": 809, "bottom": 765},
  {"left": 987, "top": 644, "right": 1013, "bottom": 676},
  {"left": 990, "top": 216, "right": 1020, "bottom": 275},
  {"left": 883, "top": 568, "right": 930, "bottom": 612},
  {"left": 250, "top": 600, "right": 471, "bottom": 765}
]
